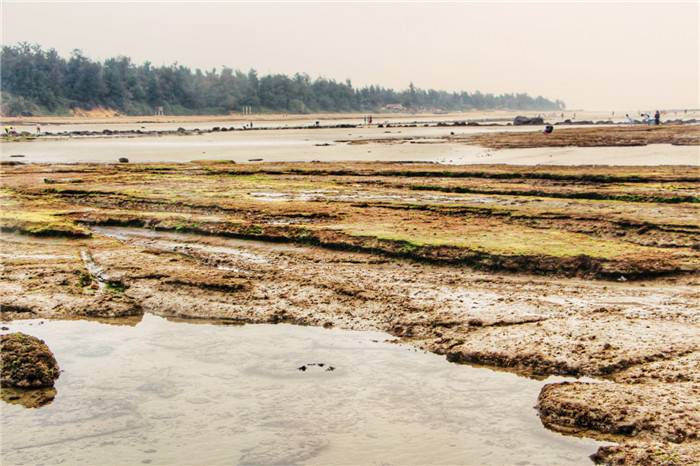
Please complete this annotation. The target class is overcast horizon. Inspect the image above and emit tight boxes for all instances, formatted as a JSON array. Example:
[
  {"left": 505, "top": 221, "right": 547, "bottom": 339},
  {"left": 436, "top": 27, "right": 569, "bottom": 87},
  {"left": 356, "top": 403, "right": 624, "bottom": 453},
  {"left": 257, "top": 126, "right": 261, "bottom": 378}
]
[{"left": 2, "top": 1, "right": 698, "bottom": 112}]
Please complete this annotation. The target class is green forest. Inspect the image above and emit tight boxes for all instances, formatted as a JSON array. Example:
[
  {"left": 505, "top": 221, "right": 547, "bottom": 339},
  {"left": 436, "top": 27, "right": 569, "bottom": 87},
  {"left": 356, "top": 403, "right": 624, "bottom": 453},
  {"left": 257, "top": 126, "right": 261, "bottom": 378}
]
[{"left": 1, "top": 43, "right": 565, "bottom": 117}]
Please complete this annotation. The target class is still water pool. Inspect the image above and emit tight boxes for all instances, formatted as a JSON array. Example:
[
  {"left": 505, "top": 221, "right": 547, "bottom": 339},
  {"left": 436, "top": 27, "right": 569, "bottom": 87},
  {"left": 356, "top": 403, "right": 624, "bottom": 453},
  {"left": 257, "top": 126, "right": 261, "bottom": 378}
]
[{"left": 1, "top": 314, "right": 609, "bottom": 465}]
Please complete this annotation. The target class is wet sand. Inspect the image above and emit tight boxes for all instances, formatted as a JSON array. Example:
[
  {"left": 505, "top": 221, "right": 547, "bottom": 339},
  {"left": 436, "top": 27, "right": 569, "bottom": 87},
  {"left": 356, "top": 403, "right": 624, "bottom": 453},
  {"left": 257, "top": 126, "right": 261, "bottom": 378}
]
[{"left": 2, "top": 120, "right": 698, "bottom": 166}]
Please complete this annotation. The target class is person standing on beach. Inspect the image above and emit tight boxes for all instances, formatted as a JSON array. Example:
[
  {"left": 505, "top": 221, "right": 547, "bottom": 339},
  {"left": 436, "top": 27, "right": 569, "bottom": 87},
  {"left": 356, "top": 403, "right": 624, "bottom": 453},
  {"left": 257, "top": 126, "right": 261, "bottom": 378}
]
[
  {"left": 36, "top": 123, "right": 41, "bottom": 134},
  {"left": 654, "top": 111, "right": 660, "bottom": 125}
]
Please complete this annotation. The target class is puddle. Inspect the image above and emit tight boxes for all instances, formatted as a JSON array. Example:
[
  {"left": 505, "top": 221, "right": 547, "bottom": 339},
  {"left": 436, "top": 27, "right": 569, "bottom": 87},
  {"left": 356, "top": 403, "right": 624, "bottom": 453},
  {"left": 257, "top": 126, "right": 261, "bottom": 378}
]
[
  {"left": 1, "top": 315, "right": 610, "bottom": 465},
  {"left": 93, "top": 226, "right": 306, "bottom": 257}
]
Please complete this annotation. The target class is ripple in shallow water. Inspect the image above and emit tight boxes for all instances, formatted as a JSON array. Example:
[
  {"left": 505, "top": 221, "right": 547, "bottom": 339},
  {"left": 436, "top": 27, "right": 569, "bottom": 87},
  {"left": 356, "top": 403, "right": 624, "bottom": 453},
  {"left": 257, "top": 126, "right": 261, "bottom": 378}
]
[{"left": 1, "top": 314, "right": 611, "bottom": 465}]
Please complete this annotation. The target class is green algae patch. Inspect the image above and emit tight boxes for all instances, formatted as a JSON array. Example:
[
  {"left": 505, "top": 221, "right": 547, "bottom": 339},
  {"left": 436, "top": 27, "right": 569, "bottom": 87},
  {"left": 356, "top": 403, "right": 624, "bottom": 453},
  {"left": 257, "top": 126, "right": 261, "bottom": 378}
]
[
  {"left": 1, "top": 209, "right": 92, "bottom": 238},
  {"left": 2, "top": 161, "right": 698, "bottom": 280}
]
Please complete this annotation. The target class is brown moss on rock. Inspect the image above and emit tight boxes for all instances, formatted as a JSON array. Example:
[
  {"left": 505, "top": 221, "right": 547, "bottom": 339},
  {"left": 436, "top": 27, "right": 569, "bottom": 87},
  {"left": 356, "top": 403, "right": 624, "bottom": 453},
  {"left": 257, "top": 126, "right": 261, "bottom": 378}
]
[
  {"left": 1, "top": 332, "right": 60, "bottom": 388},
  {"left": 536, "top": 382, "right": 699, "bottom": 444},
  {"left": 591, "top": 440, "right": 700, "bottom": 465}
]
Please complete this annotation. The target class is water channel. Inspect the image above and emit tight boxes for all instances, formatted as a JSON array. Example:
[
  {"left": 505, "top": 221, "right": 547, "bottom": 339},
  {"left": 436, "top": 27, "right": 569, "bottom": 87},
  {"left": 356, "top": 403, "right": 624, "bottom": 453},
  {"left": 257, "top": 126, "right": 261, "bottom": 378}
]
[{"left": 1, "top": 314, "right": 610, "bottom": 465}]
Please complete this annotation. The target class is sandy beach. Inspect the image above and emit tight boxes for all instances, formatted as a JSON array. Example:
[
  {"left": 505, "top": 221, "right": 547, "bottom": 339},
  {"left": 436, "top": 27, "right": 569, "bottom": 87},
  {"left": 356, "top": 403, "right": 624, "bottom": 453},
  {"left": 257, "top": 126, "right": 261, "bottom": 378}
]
[{"left": 2, "top": 112, "right": 698, "bottom": 166}]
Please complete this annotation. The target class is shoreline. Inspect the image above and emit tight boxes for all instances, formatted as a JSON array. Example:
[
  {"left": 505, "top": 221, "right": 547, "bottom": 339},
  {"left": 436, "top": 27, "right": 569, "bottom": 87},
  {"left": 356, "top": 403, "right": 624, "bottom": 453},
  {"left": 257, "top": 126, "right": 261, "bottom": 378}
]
[
  {"left": 6, "top": 109, "right": 698, "bottom": 129},
  {"left": 2, "top": 122, "right": 698, "bottom": 167}
]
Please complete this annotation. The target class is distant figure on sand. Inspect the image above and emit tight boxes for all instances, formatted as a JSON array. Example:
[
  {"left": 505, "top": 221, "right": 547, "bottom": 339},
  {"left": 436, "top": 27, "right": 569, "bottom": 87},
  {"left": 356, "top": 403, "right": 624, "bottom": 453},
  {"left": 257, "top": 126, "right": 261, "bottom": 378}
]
[
  {"left": 543, "top": 125, "right": 553, "bottom": 135},
  {"left": 654, "top": 111, "right": 660, "bottom": 125},
  {"left": 626, "top": 114, "right": 634, "bottom": 125},
  {"left": 36, "top": 124, "right": 41, "bottom": 134}
]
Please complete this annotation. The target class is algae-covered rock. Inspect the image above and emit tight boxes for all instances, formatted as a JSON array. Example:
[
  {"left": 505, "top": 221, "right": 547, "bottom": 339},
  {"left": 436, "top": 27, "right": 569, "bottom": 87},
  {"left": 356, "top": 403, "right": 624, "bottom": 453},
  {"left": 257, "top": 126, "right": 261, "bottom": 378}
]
[{"left": 1, "top": 332, "right": 60, "bottom": 388}]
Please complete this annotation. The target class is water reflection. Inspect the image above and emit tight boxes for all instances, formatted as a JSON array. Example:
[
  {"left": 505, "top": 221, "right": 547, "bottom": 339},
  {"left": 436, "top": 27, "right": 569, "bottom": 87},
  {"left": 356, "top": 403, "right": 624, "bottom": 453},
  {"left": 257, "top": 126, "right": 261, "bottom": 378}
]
[
  {"left": 1, "top": 386, "right": 56, "bottom": 409},
  {"left": 1, "top": 314, "right": 610, "bottom": 465}
]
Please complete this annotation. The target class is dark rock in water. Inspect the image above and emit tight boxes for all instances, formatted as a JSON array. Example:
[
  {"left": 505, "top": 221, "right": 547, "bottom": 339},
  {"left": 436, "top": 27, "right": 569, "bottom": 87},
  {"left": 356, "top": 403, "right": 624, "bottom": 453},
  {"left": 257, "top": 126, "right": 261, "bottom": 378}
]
[
  {"left": 513, "top": 116, "right": 545, "bottom": 126},
  {"left": 119, "top": 157, "right": 129, "bottom": 163},
  {"left": 1, "top": 333, "right": 60, "bottom": 389},
  {"left": 177, "top": 127, "right": 186, "bottom": 133},
  {"left": 297, "top": 362, "right": 336, "bottom": 372},
  {"left": 102, "top": 129, "right": 114, "bottom": 135}
]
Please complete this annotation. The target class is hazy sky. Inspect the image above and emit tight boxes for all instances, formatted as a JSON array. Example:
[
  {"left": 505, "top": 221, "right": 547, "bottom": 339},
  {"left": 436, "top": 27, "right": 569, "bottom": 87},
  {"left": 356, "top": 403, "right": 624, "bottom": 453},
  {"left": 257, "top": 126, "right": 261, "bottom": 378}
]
[{"left": 2, "top": 1, "right": 698, "bottom": 111}]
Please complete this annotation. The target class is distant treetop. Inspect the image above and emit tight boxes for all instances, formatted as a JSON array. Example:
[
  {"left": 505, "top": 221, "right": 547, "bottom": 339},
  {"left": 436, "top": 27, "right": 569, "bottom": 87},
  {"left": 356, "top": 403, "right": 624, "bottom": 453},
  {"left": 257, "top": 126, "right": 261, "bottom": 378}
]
[{"left": 0, "top": 43, "right": 565, "bottom": 117}]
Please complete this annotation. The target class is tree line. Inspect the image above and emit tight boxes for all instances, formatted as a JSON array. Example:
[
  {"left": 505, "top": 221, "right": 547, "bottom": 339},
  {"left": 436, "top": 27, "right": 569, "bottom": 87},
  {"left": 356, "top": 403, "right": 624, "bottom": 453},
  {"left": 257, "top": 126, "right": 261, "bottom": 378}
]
[{"left": 1, "top": 43, "right": 565, "bottom": 117}]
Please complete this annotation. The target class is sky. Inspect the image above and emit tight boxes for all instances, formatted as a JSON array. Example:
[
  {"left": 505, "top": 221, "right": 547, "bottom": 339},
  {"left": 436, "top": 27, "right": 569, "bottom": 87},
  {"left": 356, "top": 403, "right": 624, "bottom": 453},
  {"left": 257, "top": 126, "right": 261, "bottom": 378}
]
[{"left": 2, "top": 1, "right": 698, "bottom": 111}]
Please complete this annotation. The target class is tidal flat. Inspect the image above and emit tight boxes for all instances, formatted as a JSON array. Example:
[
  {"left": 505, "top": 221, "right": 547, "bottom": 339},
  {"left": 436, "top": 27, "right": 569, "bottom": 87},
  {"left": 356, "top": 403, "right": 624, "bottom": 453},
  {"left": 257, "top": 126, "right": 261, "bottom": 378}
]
[{"left": 1, "top": 122, "right": 699, "bottom": 464}]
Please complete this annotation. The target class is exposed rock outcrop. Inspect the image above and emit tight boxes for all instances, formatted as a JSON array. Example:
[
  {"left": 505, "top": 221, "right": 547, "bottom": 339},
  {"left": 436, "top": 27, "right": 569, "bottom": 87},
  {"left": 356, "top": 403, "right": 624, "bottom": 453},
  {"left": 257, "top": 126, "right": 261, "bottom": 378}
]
[{"left": 1, "top": 332, "right": 60, "bottom": 388}]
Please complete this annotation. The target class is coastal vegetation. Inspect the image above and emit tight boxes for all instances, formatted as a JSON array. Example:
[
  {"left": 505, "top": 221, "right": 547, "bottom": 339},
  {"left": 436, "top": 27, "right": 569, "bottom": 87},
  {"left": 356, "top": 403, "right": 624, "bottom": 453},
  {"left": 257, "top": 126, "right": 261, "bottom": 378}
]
[{"left": 1, "top": 43, "right": 565, "bottom": 117}]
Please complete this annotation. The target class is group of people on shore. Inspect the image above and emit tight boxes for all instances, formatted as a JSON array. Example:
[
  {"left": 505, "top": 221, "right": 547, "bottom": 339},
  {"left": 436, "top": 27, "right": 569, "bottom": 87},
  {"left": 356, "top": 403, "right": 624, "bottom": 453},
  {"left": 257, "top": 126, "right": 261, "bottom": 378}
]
[
  {"left": 4, "top": 124, "right": 41, "bottom": 134},
  {"left": 626, "top": 110, "right": 661, "bottom": 126}
]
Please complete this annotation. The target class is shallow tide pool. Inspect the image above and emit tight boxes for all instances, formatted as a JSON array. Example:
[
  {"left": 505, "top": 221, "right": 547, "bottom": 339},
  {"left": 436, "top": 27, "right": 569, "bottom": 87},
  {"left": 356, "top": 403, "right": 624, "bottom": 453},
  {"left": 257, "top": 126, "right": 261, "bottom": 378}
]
[{"left": 1, "top": 314, "right": 610, "bottom": 465}]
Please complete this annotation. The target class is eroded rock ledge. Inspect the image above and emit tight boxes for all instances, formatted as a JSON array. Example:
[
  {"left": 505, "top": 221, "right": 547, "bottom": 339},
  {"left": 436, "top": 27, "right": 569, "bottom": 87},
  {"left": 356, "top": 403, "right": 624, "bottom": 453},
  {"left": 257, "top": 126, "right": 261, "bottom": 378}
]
[{"left": 1, "top": 159, "right": 698, "bottom": 463}]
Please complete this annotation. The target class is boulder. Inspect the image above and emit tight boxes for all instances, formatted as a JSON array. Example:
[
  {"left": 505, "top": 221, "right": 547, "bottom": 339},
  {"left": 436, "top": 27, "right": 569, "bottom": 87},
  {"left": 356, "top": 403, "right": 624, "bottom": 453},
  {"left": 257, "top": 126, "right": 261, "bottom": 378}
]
[
  {"left": 1, "top": 333, "right": 60, "bottom": 388},
  {"left": 513, "top": 116, "right": 545, "bottom": 126}
]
